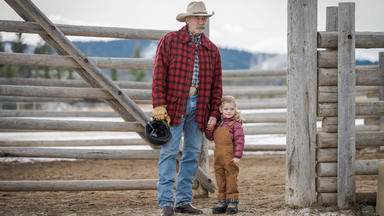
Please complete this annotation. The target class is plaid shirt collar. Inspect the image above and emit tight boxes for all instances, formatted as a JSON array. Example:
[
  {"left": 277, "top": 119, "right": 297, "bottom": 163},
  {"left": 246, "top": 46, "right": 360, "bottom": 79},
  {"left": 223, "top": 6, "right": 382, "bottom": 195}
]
[
  {"left": 178, "top": 25, "right": 212, "bottom": 50},
  {"left": 188, "top": 31, "right": 201, "bottom": 47}
]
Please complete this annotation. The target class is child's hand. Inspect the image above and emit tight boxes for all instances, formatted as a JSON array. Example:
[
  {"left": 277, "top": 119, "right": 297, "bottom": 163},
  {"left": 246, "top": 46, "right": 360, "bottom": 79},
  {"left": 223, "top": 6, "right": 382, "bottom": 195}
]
[{"left": 231, "top": 157, "right": 240, "bottom": 167}]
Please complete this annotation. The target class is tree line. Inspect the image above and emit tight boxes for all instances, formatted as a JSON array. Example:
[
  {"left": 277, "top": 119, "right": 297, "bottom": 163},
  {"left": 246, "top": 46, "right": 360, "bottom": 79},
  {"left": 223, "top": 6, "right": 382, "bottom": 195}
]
[{"left": 0, "top": 33, "right": 147, "bottom": 81}]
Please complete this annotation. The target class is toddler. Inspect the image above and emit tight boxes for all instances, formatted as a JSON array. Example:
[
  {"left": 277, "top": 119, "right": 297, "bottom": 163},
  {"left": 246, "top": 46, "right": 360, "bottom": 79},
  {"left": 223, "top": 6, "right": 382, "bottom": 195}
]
[{"left": 205, "top": 95, "right": 245, "bottom": 214}]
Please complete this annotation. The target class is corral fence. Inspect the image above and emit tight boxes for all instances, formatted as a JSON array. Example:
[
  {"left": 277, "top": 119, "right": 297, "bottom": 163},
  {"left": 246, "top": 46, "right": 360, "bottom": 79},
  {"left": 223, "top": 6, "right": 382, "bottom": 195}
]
[
  {"left": 287, "top": 0, "right": 384, "bottom": 209},
  {"left": 0, "top": 0, "right": 288, "bottom": 196}
]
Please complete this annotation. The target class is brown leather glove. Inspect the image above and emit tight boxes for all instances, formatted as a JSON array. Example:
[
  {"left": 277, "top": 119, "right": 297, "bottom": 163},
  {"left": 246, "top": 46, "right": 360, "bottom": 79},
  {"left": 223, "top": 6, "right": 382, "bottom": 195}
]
[{"left": 152, "top": 105, "right": 171, "bottom": 125}]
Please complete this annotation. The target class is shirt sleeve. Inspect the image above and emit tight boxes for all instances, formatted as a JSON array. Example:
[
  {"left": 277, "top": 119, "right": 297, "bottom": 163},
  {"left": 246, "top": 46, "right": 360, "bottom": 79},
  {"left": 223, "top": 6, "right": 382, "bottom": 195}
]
[
  {"left": 152, "top": 36, "right": 170, "bottom": 108},
  {"left": 209, "top": 49, "right": 223, "bottom": 119},
  {"left": 232, "top": 122, "right": 245, "bottom": 158}
]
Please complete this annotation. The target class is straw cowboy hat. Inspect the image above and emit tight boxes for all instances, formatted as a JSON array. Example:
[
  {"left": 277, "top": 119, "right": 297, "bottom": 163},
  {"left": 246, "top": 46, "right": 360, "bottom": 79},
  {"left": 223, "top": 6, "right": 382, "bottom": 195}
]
[{"left": 176, "top": 1, "right": 214, "bottom": 22}]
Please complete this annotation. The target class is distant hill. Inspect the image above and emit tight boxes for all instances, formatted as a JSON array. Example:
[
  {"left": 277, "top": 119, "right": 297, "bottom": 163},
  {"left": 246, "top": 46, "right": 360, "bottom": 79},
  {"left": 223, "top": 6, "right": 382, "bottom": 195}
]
[
  {"left": 4, "top": 39, "right": 378, "bottom": 70},
  {"left": 73, "top": 39, "right": 279, "bottom": 70}
]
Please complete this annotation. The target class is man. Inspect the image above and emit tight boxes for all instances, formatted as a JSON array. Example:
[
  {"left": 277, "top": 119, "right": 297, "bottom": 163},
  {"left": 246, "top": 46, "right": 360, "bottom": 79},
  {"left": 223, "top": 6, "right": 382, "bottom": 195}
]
[{"left": 152, "top": 1, "right": 222, "bottom": 215}]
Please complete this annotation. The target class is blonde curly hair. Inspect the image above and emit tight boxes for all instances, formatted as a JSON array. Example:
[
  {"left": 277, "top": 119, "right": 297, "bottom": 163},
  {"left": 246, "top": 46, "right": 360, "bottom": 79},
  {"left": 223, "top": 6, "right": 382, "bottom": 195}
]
[{"left": 220, "top": 95, "right": 245, "bottom": 122}]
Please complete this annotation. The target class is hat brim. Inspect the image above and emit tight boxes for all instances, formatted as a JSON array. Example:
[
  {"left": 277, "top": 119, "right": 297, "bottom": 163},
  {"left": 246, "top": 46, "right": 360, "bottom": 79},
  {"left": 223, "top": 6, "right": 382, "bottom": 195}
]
[{"left": 176, "top": 11, "right": 214, "bottom": 22}]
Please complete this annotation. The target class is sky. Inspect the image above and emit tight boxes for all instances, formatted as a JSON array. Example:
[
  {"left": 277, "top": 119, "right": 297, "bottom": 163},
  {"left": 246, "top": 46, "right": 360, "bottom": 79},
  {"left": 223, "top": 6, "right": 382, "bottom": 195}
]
[{"left": 0, "top": 0, "right": 384, "bottom": 60}]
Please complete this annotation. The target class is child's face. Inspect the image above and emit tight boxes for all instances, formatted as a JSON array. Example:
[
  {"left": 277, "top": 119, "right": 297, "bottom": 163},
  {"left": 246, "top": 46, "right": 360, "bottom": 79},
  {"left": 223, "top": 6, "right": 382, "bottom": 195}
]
[{"left": 220, "top": 102, "right": 236, "bottom": 119}]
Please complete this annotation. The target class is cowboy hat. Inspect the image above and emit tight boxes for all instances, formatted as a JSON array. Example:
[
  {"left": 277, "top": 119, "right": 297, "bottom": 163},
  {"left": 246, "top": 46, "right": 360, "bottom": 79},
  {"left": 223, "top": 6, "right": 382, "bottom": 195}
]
[{"left": 176, "top": 1, "right": 214, "bottom": 22}]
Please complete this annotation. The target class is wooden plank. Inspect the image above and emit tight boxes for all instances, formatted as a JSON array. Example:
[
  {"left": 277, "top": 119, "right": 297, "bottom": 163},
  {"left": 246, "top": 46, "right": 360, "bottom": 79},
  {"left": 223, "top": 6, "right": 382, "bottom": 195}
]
[
  {"left": 318, "top": 31, "right": 384, "bottom": 48},
  {"left": 222, "top": 69, "right": 286, "bottom": 77},
  {"left": 322, "top": 117, "right": 337, "bottom": 133},
  {"left": 318, "top": 86, "right": 378, "bottom": 103},
  {"left": 317, "top": 148, "right": 337, "bottom": 162},
  {"left": 0, "top": 179, "right": 158, "bottom": 191},
  {"left": 318, "top": 101, "right": 384, "bottom": 117},
  {"left": 242, "top": 112, "right": 286, "bottom": 123},
  {"left": 286, "top": 0, "right": 317, "bottom": 206},
  {"left": 380, "top": 53, "right": 384, "bottom": 130},
  {"left": 337, "top": 3, "right": 356, "bottom": 208},
  {"left": 0, "top": 77, "right": 152, "bottom": 89},
  {"left": 322, "top": 117, "right": 380, "bottom": 133},
  {"left": 0, "top": 96, "right": 83, "bottom": 102},
  {"left": 318, "top": 192, "right": 376, "bottom": 205},
  {"left": 318, "top": 66, "right": 381, "bottom": 86},
  {"left": 243, "top": 124, "right": 286, "bottom": 135},
  {"left": 326, "top": 6, "right": 338, "bottom": 32},
  {"left": 0, "top": 147, "right": 159, "bottom": 159},
  {"left": 0, "top": 138, "right": 144, "bottom": 147},
  {"left": 237, "top": 99, "right": 286, "bottom": 109},
  {"left": 0, "top": 118, "right": 143, "bottom": 132},
  {"left": 0, "top": 52, "right": 154, "bottom": 70},
  {"left": 223, "top": 86, "right": 286, "bottom": 97},
  {"left": 0, "top": 85, "right": 151, "bottom": 100},
  {"left": 0, "top": 85, "right": 289, "bottom": 99},
  {"left": 318, "top": 131, "right": 384, "bottom": 148},
  {"left": 0, "top": 20, "right": 170, "bottom": 40},
  {"left": 317, "top": 177, "right": 337, "bottom": 193},
  {"left": 317, "top": 160, "right": 384, "bottom": 177},
  {"left": 318, "top": 50, "right": 337, "bottom": 68},
  {"left": 0, "top": 111, "right": 286, "bottom": 123}
]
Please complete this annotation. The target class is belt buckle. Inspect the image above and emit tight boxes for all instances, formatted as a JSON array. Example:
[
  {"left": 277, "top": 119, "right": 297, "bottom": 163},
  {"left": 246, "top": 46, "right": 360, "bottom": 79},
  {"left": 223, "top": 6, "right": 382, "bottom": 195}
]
[{"left": 189, "top": 87, "right": 197, "bottom": 96}]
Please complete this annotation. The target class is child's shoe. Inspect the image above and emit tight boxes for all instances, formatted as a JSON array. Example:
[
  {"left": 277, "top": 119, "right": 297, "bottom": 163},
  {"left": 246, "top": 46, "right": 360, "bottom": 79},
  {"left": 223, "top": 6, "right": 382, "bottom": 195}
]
[
  {"left": 226, "top": 202, "right": 238, "bottom": 214},
  {"left": 212, "top": 201, "right": 227, "bottom": 214}
]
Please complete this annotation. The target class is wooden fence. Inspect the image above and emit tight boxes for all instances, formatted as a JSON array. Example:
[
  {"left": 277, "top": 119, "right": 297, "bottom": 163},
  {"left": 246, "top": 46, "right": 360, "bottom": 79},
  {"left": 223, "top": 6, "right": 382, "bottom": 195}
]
[
  {"left": 287, "top": 0, "right": 384, "bottom": 208},
  {"left": 316, "top": 3, "right": 384, "bottom": 208},
  {"left": 0, "top": 0, "right": 288, "bottom": 195}
]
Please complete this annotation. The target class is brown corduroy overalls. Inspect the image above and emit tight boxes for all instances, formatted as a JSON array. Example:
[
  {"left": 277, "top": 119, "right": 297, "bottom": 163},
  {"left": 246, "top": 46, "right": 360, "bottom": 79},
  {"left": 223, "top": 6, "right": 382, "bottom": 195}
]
[{"left": 213, "top": 120, "right": 239, "bottom": 201}]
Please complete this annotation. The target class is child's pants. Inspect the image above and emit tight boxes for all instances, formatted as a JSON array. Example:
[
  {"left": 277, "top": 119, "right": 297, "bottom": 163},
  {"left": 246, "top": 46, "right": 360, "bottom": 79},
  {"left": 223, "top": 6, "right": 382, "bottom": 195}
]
[{"left": 213, "top": 123, "right": 239, "bottom": 201}]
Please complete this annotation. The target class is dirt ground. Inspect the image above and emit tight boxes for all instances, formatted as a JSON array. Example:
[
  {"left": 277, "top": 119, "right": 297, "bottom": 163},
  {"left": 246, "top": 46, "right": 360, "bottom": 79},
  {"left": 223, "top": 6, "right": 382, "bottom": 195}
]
[{"left": 0, "top": 154, "right": 378, "bottom": 216}]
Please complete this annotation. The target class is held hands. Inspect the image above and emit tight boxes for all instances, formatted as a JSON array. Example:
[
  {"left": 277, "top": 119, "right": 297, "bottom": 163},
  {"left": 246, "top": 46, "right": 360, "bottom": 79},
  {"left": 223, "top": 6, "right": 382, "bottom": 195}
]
[
  {"left": 231, "top": 157, "right": 240, "bottom": 167},
  {"left": 206, "top": 116, "right": 217, "bottom": 131},
  {"left": 152, "top": 105, "right": 171, "bottom": 125}
]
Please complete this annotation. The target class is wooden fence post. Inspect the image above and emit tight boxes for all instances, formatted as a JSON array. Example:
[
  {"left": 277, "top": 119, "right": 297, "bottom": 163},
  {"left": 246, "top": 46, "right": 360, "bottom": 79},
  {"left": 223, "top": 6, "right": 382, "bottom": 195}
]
[
  {"left": 379, "top": 53, "right": 384, "bottom": 131},
  {"left": 337, "top": 2, "right": 356, "bottom": 209},
  {"left": 194, "top": 19, "right": 211, "bottom": 198},
  {"left": 286, "top": 0, "right": 317, "bottom": 206}
]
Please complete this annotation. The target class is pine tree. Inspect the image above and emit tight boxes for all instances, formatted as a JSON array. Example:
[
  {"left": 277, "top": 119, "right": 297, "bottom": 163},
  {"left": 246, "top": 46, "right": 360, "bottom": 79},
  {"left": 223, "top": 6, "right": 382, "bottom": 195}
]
[
  {"left": 0, "top": 33, "right": 4, "bottom": 52},
  {"left": 11, "top": 33, "right": 28, "bottom": 77},
  {"left": 111, "top": 68, "right": 118, "bottom": 81},
  {"left": 130, "top": 43, "right": 146, "bottom": 81},
  {"left": 33, "top": 41, "right": 51, "bottom": 78},
  {"left": 0, "top": 33, "right": 4, "bottom": 77},
  {"left": 67, "top": 68, "right": 75, "bottom": 80}
]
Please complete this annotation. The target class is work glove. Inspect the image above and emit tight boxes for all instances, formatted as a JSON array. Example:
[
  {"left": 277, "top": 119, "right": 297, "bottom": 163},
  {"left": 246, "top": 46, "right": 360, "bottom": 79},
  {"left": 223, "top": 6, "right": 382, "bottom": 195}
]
[{"left": 152, "top": 105, "right": 171, "bottom": 125}]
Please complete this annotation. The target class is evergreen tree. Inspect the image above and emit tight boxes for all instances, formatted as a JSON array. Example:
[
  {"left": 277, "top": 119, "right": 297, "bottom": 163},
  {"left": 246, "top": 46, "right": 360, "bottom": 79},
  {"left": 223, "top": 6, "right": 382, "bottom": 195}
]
[
  {"left": 0, "top": 34, "right": 4, "bottom": 76},
  {"left": 0, "top": 33, "right": 4, "bottom": 52},
  {"left": 0, "top": 33, "right": 20, "bottom": 78},
  {"left": 111, "top": 68, "right": 118, "bottom": 81},
  {"left": 33, "top": 41, "right": 51, "bottom": 78},
  {"left": 11, "top": 33, "right": 29, "bottom": 77},
  {"left": 67, "top": 68, "right": 75, "bottom": 80},
  {"left": 130, "top": 43, "right": 146, "bottom": 81},
  {"left": 56, "top": 67, "right": 63, "bottom": 79}
]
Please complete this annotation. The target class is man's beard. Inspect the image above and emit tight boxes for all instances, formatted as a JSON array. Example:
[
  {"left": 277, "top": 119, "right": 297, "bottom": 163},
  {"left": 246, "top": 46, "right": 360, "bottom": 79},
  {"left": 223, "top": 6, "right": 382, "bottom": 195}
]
[{"left": 196, "top": 25, "right": 205, "bottom": 31}]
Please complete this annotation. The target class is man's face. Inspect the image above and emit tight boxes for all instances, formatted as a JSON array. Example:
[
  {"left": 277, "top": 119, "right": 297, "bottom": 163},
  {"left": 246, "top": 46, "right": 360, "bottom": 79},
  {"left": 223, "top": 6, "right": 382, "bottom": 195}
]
[{"left": 187, "top": 16, "right": 208, "bottom": 36}]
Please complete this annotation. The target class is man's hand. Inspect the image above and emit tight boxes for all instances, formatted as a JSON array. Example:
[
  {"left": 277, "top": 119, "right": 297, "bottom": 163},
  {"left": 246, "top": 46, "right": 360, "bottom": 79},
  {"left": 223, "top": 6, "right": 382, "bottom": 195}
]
[
  {"left": 153, "top": 105, "right": 171, "bottom": 125},
  {"left": 206, "top": 116, "right": 217, "bottom": 131}
]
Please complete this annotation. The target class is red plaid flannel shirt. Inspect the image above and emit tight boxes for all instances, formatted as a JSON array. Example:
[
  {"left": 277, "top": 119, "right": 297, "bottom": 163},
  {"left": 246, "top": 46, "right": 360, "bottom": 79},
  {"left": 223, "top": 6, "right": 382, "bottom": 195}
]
[{"left": 152, "top": 25, "right": 222, "bottom": 131}]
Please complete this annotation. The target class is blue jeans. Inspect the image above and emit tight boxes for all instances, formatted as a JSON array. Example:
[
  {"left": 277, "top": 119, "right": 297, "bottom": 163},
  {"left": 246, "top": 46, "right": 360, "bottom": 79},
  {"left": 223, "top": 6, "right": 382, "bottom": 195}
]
[{"left": 157, "top": 95, "right": 203, "bottom": 208}]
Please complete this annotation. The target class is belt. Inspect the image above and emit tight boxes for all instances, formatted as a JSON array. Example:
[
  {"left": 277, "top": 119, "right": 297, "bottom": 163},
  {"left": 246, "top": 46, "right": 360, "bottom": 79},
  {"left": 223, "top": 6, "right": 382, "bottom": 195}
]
[{"left": 189, "top": 86, "right": 198, "bottom": 96}]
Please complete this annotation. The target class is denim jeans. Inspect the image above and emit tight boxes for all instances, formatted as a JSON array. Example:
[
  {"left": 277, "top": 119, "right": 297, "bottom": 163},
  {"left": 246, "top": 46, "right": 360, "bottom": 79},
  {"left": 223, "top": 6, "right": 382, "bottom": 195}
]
[{"left": 157, "top": 94, "right": 203, "bottom": 208}]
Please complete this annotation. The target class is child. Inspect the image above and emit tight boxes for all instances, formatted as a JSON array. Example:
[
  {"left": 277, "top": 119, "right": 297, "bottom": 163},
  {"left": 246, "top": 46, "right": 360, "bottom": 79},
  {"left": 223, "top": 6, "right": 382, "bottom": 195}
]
[{"left": 205, "top": 95, "right": 245, "bottom": 214}]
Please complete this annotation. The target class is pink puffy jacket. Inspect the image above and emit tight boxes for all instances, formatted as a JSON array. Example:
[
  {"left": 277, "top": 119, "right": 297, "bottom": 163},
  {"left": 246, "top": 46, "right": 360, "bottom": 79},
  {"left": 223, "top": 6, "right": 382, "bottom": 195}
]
[{"left": 205, "top": 116, "right": 245, "bottom": 158}]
